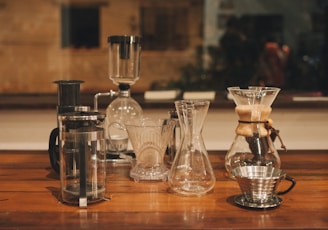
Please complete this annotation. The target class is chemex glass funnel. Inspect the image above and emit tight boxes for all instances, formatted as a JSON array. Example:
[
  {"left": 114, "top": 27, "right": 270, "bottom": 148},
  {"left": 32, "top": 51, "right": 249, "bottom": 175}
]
[
  {"left": 225, "top": 86, "right": 283, "bottom": 179},
  {"left": 228, "top": 86, "right": 280, "bottom": 107}
]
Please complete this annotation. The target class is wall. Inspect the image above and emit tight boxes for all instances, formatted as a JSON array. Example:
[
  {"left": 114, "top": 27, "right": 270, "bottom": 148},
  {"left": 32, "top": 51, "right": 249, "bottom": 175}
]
[
  {"left": 0, "top": 0, "right": 325, "bottom": 94},
  {"left": 0, "top": 0, "right": 201, "bottom": 93},
  {"left": 1, "top": 108, "right": 327, "bottom": 150}
]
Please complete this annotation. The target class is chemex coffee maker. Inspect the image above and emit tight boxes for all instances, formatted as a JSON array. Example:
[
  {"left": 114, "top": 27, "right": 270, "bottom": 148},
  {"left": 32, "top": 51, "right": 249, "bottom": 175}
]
[
  {"left": 48, "top": 80, "right": 107, "bottom": 208},
  {"left": 224, "top": 86, "right": 296, "bottom": 209},
  {"left": 225, "top": 86, "right": 286, "bottom": 178}
]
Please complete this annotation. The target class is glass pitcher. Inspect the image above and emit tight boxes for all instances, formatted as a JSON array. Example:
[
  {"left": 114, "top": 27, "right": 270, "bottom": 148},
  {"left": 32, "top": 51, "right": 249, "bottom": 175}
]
[
  {"left": 225, "top": 86, "right": 285, "bottom": 178},
  {"left": 168, "top": 100, "right": 216, "bottom": 196}
]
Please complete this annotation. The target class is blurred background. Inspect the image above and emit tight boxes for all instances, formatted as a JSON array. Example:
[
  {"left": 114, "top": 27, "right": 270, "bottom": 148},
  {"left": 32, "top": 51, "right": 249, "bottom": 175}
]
[{"left": 1, "top": 0, "right": 328, "bottom": 94}]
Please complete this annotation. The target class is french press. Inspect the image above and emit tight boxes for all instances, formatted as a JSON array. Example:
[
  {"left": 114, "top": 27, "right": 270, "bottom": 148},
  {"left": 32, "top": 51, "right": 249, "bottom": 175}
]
[
  {"left": 58, "top": 111, "right": 107, "bottom": 208},
  {"left": 48, "top": 80, "right": 107, "bottom": 207}
]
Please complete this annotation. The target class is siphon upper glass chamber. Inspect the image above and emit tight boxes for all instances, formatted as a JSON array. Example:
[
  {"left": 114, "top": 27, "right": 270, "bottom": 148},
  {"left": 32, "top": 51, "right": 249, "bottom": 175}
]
[{"left": 108, "top": 35, "right": 142, "bottom": 86}]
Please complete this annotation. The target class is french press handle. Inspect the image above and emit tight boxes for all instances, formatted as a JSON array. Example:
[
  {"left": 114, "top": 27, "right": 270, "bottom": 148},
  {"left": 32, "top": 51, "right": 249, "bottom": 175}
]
[{"left": 48, "top": 127, "right": 60, "bottom": 174}]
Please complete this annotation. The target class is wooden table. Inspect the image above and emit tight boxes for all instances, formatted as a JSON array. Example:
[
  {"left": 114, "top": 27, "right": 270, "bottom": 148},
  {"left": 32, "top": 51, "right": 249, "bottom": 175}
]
[{"left": 0, "top": 150, "right": 327, "bottom": 229}]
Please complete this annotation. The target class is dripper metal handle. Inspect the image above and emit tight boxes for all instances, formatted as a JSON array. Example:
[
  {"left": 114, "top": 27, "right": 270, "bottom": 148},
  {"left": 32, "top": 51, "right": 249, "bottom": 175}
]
[{"left": 277, "top": 175, "right": 296, "bottom": 195}]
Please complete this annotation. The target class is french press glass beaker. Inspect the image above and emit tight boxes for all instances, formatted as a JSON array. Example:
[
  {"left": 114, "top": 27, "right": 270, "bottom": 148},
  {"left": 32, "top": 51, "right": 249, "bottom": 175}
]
[{"left": 58, "top": 111, "right": 107, "bottom": 208}]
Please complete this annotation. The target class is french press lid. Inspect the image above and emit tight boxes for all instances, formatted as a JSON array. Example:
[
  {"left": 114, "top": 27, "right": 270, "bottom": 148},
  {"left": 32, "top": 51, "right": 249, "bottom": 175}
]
[
  {"left": 59, "top": 111, "right": 106, "bottom": 131},
  {"left": 59, "top": 111, "right": 105, "bottom": 121}
]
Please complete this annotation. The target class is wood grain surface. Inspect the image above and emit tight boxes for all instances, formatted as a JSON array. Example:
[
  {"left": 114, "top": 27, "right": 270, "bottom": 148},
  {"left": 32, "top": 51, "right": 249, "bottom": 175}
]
[{"left": 0, "top": 150, "right": 327, "bottom": 229}]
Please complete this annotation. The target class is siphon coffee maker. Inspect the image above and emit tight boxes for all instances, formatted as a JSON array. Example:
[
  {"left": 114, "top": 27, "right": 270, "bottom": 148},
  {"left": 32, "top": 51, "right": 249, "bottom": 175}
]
[
  {"left": 94, "top": 35, "right": 143, "bottom": 163},
  {"left": 225, "top": 86, "right": 286, "bottom": 178}
]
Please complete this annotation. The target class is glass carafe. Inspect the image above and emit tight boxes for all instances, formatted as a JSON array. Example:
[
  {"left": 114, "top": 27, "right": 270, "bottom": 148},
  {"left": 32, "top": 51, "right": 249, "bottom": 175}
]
[
  {"left": 225, "top": 86, "right": 283, "bottom": 178},
  {"left": 168, "top": 100, "right": 216, "bottom": 196}
]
